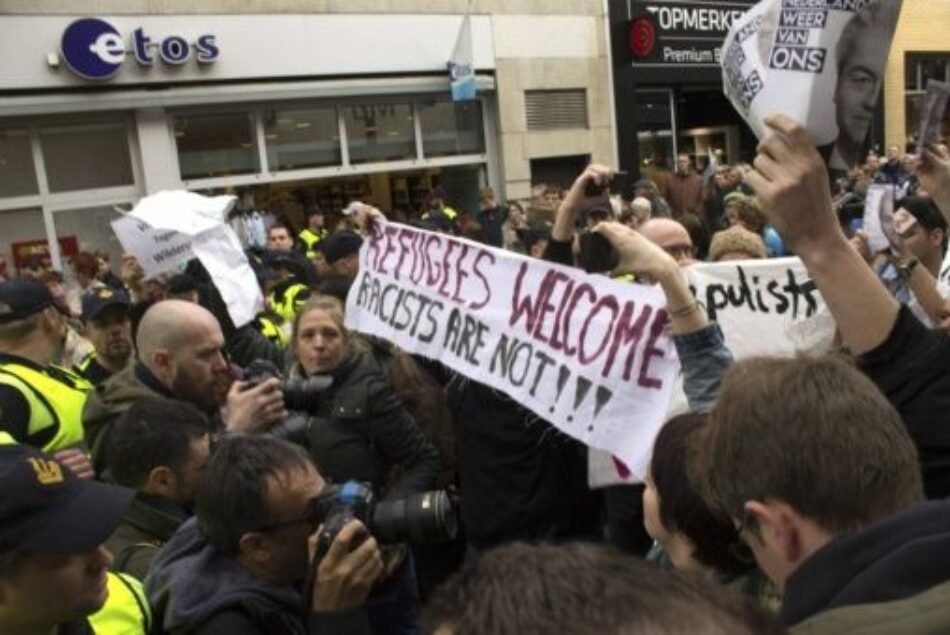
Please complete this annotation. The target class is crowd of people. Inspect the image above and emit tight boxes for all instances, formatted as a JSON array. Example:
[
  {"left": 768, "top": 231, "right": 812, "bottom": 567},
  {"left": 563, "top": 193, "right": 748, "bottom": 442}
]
[{"left": 1, "top": 114, "right": 950, "bottom": 635}]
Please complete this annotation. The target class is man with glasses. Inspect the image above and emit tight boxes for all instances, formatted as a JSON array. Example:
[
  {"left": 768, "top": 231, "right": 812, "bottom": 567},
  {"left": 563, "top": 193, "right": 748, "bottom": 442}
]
[{"left": 147, "top": 434, "right": 382, "bottom": 634}]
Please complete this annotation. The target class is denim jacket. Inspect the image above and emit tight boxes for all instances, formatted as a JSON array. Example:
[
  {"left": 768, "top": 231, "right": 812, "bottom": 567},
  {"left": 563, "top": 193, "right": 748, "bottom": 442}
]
[{"left": 672, "top": 323, "right": 734, "bottom": 413}]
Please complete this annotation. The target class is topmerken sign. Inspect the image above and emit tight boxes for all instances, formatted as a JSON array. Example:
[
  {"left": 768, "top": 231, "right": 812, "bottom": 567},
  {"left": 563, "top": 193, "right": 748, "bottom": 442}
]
[
  {"left": 629, "top": 1, "right": 754, "bottom": 68},
  {"left": 58, "top": 17, "right": 218, "bottom": 80}
]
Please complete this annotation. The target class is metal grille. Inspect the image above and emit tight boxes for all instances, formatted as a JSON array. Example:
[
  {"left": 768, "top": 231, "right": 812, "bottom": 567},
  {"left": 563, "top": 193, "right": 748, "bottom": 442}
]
[{"left": 525, "top": 89, "right": 588, "bottom": 131}]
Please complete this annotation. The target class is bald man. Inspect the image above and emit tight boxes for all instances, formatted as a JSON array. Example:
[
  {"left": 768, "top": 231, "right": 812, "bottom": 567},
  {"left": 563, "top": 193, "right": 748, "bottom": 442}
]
[
  {"left": 639, "top": 219, "right": 697, "bottom": 268},
  {"left": 83, "top": 300, "right": 286, "bottom": 476}
]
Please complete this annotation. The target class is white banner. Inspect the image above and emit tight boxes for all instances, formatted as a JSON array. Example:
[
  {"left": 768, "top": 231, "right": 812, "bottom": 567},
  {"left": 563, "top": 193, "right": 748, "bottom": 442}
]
[
  {"left": 721, "top": 0, "right": 902, "bottom": 171},
  {"left": 344, "top": 222, "right": 681, "bottom": 469},
  {"left": 589, "top": 257, "right": 836, "bottom": 486},
  {"left": 111, "top": 190, "right": 262, "bottom": 328}
]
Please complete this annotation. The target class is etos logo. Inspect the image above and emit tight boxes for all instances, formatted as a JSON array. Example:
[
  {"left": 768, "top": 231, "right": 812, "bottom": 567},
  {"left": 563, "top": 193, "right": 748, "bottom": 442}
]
[{"left": 60, "top": 17, "right": 219, "bottom": 81}]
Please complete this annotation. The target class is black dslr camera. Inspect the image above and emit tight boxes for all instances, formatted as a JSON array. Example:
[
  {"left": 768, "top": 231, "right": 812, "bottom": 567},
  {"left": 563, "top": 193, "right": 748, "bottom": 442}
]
[
  {"left": 313, "top": 481, "right": 458, "bottom": 559},
  {"left": 242, "top": 359, "right": 332, "bottom": 413}
]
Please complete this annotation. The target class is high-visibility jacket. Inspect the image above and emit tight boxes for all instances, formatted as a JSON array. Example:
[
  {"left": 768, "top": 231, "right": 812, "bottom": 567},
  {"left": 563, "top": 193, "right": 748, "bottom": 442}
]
[
  {"left": 87, "top": 572, "right": 151, "bottom": 634},
  {"left": 0, "top": 356, "right": 91, "bottom": 452},
  {"left": 266, "top": 283, "right": 311, "bottom": 323},
  {"left": 253, "top": 312, "right": 289, "bottom": 348},
  {"left": 299, "top": 227, "right": 329, "bottom": 259}
]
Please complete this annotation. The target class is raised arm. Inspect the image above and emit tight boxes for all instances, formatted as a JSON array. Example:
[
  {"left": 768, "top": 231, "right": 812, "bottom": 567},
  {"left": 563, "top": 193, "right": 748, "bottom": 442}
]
[{"left": 745, "top": 115, "right": 900, "bottom": 355}]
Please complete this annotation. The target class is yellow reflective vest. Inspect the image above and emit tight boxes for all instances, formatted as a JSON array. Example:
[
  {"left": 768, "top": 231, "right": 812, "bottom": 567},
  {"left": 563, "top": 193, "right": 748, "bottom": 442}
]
[
  {"left": 299, "top": 228, "right": 329, "bottom": 260},
  {"left": 0, "top": 357, "right": 91, "bottom": 453},
  {"left": 267, "top": 283, "right": 310, "bottom": 323},
  {"left": 88, "top": 572, "right": 151, "bottom": 634},
  {"left": 253, "top": 313, "right": 289, "bottom": 347}
]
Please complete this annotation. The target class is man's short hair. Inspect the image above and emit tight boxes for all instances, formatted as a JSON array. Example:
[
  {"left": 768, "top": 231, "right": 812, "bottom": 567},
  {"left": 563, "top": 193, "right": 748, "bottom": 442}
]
[
  {"left": 836, "top": 1, "right": 902, "bottom": 74},
  {"left": 425, "top": 542, "right": 786, "bottom": 635},
  {"left": 901, "top": 196, "right": 948, "bottom": 252},
  {"left": 105, "top": 397, "right": 210, "bottom": 489},
  {"left": 696, "top": 356, "right": 923, "bottom": 535},
  {"left": 196, "top": 435, "right": 314, "bottom": 555}
]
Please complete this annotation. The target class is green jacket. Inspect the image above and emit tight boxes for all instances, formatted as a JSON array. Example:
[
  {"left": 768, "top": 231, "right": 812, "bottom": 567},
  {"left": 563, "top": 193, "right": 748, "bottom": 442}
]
[
  {"left": 792, "top": 579, "right": 950, "bottom": 635},
  {"left": 82, "top": 364, "right": 161, "bottom": 476},
  {"left": 105, "top": 494, "right": 188, "bottom": 581}
]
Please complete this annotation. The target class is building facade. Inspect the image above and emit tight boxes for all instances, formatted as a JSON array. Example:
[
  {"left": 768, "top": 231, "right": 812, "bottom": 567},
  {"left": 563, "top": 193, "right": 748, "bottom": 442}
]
[
  {"left": 882, "top": 0, "right": 950, "bottom": 152},
  {"left": 0, "top": 0, "right": 615, "bottom": 272}
]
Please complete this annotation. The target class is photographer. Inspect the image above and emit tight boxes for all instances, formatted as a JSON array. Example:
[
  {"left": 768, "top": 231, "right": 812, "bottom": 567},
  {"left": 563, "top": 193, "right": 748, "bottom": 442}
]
[
  {"left": 146, "top": 434, "right": 382, "bottom": 635},
  {"left": 286, "top": 294, "right": 440, "bottom": 634}
]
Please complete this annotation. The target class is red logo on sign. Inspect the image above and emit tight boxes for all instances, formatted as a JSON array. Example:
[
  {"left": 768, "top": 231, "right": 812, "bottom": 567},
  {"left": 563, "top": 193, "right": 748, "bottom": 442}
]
[{"left": 630, "top": 17, "right": 656, "bottom": 59}]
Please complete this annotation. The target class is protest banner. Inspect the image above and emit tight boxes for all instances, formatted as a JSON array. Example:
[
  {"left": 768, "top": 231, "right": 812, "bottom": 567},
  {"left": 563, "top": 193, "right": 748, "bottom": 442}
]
[
  {"left": 721, "top": 0, "right": 903, "bottom": 171},
  {"left": 111, "top": 190, "right": 262, "bottom": 327},
  {"left": 589, "top": 256, "right": 836, "bottom": 486},
  {"left": 344, "top": 222, "right": 680, "bottom": 470}
]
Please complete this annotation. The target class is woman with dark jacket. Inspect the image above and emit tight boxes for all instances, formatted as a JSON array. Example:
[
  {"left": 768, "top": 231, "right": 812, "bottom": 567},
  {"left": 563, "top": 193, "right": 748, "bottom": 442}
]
[{"left": 288, "top": 294, "right": 440, "bottom": 635}]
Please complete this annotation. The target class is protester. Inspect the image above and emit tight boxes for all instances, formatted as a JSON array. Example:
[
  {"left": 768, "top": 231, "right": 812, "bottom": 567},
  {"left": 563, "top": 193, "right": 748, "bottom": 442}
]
[
  {"left": 0, "top": 442, "right": 149, "bottom": 634},
  {"left": 103, "top": 397, "right": 210, "bottom": 580},
  {"left": 729, "top": 113, "right": 950, "bottom": 630},
  {"left": 633, "top": 178, "right": 672, "bottom": 218},
  {"left": 475, "top": 187, "right": 506, "bottom": 248},
  {"left": 320, "top": 231, "right": 364, "bottom": 282},
  {"left": 708, "top": 226, "right": 768, "bottom": 262},
  {"left": 425, "top": 542, "right": 786, "bottom": 635},
  {"left": 166, "top": 273, "right": 201, "bottom": 304},
  {"left": 75, "top": 286, "right": 134, "bottom": 385},
  {"left": 501, "top": 201, "right": 528, "bottom": 252},
  {"left": 0, "top": 278, "right": 95, "bottom": 479},
  {"left": 663, "top": 152, "right": 704, "bottom": 218},
  {"left": 67, "top": 252, "right": 107, "bottom": 318},
  {"left": 95, "top": 251, "right": 126, "bottom": 292},
  {"left": 146, "top": 434, "right": 382, "bottom": 634},
  {"left": 723, "top": 193, "right": 784, "bottom": 257},
  {"left": 82, "top": 299, "right": 286, "bottom": 474},
  {"left": 638, "top": 218, "right": 697, "bottom": 268}
]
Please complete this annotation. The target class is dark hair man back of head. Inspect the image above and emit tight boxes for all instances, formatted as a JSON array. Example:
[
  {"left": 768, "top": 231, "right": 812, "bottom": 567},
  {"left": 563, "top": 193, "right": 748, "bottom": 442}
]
[
  {"left": 106, "top": 397, "right": 210, "bottom": 509},
  {"left": 426, "top": 542, "right": 786, "bottom": 635}
]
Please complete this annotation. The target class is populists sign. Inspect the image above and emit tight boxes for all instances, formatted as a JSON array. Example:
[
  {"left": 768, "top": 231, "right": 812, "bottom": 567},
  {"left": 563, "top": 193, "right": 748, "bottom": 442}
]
[{"left": 345, "top": 222, "right": 681, "bottom": 469}]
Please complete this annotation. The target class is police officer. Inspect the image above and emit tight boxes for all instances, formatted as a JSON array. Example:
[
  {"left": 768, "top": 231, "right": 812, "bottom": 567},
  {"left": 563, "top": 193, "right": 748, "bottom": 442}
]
[
  {"left": 263, "top": 252, "right": 312, "bottom": 324},
  {"left": 0, "top": 441, "right": 149, "bottom": 634},
  {"left": 299, "top": 206, "right": 330, "bottom": 260},
  {"left": 75, "top": 287, "right": 133, "bottom": 386},
  {"left": 0, "top": 278, "right": 92, "bottom": 456}
]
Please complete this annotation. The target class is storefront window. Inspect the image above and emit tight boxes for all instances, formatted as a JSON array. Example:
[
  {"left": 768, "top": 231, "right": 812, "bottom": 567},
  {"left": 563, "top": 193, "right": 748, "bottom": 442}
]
[
  {"left": 52, "top": 205, "right": 126, "bottom": 267},
  {"left": 175, "top": 112, "right": 259, "bottom": 180},
  {"left": 0, "top": 129, "right": 38, "bottom": 198},
  {"left": 343, "top": 102, "right": 415, "bottom": 164},
  {"left": 418, "top": 99, "right": 485, "bottom": 157},
  {"left": 40, "top": 122, "right": 133, "bottom": 193},
  {"left": 0, "top": 208, "right": 47, "bottom": 274},
  {"left": 264, "top": 106, "right": 341, "bottom": 171}
]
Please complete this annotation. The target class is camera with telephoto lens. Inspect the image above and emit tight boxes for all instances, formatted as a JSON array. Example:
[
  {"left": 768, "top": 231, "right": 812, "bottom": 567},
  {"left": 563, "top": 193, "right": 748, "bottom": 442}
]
[
  {"left": 313, "top": 481, "right": 459, "bottom": 560},
  {"left": 242, "top": 359, "right": 333, "bottom": 414}
]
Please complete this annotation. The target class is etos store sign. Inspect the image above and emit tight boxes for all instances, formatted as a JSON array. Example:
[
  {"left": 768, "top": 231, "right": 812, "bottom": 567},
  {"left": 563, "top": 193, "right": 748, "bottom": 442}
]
[{"left": 627, "top": 0, "right": 755, "bottom": 68}]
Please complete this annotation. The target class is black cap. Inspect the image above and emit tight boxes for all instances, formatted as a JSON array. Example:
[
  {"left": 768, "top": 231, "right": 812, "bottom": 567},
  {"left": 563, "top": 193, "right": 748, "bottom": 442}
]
[
  {"left": 320, "top": 231, "right": 364, "bottom": 265},
  {"left": 0, "top": 278, "right": 57, "bottom": 325},
  {"left": 80, "top": 286, "right": 131, "bottom": 323},
  {"left": 0, "top": 444, "right": 133, "bottom": 555}
]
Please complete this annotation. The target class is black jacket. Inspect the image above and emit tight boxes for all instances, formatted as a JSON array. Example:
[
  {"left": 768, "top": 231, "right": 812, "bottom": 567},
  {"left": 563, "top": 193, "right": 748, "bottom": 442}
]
[
  {"left": 857, "top": 307, "right": 950, "bottom": 499},
  {"left": 293, "top": 348, "right": 440, "bottom": 500},
  {"left": 782, "top": 500, "right": 950, "bottom": 626},
  {"left": 146, "top": 518, "right": 369, "bottom": 635}
]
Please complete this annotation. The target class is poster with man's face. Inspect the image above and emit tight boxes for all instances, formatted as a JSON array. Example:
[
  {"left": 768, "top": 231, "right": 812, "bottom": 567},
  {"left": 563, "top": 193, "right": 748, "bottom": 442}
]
[{"left": 721, "top": 0, "right": 903, "bottom": 171}]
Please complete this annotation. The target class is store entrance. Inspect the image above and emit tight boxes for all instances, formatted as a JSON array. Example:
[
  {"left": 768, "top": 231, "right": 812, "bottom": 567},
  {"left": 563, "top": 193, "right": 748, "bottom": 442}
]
[
  {"left": 216, "top": 163, "right": 486, "bottom": 230},
  {"left": 633, "top": 86, "right": 757, "bottom": 178}
]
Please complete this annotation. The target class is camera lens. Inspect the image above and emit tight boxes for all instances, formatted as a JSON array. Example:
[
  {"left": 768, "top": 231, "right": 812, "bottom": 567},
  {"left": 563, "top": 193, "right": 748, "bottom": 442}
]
[{"left": 370, "top": 490, "right": 458, "bottom": 545}]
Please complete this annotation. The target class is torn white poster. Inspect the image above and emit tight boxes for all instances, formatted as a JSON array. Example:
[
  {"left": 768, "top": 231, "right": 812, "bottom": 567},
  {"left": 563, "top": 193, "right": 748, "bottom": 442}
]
[
  {"left": 111, "top": 190, "right": 262, "bottom": 327},
  {"left": 722, "top": 0, "right": 903, "bottom": 171}
]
